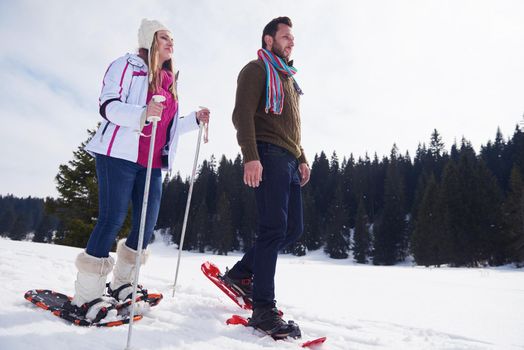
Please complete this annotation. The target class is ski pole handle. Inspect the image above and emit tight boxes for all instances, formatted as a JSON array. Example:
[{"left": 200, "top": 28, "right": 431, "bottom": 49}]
[
  {"left": 148, "top": 95, "right": 166, "bottom": 123},
  {"left": 197, "top": 106, "right": 209, "bottom": 143}
]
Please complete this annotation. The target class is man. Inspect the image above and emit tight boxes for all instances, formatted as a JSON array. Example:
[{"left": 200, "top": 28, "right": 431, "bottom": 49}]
[{"left": 226, "top": 16, "right": 310, "bottom": 339}]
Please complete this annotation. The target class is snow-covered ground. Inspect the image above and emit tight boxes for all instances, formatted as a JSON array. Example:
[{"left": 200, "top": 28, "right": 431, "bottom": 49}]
[{"left": 0, "top": 237, "right": 523, "bottom": 350}]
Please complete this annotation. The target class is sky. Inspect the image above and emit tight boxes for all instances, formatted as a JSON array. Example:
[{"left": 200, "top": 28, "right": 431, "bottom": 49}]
[{"left": 1, "top": 0, "right": 524, "bottom": 198}]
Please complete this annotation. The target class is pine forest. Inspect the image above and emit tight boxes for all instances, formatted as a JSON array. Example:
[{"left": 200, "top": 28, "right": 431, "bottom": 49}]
[{"left": 1, "top": 127, "right": 523, "bottom": 267}]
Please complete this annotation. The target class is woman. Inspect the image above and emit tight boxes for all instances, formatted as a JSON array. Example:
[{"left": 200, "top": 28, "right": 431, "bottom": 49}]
[{"left": 68, "top": 19, "right": 210, "bottom": 322}]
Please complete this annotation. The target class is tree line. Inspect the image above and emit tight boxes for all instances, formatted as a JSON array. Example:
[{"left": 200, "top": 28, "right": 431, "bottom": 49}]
[
  {"left": 0, "top": 195, "right": 58, "bottom": 242},
  {"left": 2, "top": 126, "right": 523, "bottom": 267},
  {"left": 163, "top": 127, "right": 522, "bottom": 267}
]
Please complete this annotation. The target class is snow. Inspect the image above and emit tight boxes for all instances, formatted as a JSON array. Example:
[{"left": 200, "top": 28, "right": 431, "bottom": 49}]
[{"left": 0, "top": 237, "right": 523, "bottom": 350}]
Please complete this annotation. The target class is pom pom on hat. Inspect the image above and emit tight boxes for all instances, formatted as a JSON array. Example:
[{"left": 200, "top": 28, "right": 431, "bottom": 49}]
[{"left": 138, "top": 18, "right": 170, "bottom": 50}]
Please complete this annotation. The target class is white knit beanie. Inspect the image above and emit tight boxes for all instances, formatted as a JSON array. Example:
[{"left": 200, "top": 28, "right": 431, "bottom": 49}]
[{"left": 138, "top": 18, "right": 170, "bottom": 50}]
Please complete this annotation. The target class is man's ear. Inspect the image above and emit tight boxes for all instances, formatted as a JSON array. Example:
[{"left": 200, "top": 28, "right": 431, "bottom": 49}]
[{"left": 263, "top": 34, "right": 273, "bottom": 50}]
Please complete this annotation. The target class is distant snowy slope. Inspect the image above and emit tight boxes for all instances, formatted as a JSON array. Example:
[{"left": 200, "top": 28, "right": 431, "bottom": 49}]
[{"left": 0, "top": 237, "right": 523, "bottom": 350}]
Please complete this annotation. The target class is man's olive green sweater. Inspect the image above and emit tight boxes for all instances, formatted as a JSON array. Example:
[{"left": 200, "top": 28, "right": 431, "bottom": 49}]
[{"left": 232, "top": 58, "right": 307, "bottom": 165}]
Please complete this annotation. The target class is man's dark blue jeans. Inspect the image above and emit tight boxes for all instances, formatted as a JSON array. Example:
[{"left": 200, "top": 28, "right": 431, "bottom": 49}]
[
  {"left": 85, "top": 153, "right": 162, "bottom": 258},
  {"left": 232, "top": 142, "right": 304, "bottom": 309}
]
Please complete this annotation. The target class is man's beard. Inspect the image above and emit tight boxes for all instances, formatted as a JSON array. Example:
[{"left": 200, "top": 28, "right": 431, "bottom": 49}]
[{"left": 271, "top": 42, "right": 290, "bottom": 60}]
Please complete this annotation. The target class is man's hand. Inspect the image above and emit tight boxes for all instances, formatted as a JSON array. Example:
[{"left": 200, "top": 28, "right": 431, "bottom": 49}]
[
  {"left": 299, "top": 163, "right": 310, "bottom": 187},
  {"left": 244, "top": 160, "right": 263, "bottom": 187}
]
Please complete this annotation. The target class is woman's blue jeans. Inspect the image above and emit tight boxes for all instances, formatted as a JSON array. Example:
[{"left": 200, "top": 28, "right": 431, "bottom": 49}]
[{"left": 85, "top": 154, "right": 162, "bottom": 258}]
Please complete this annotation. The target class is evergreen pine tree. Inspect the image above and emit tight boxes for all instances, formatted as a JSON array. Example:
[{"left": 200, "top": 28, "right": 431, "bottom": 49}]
[
  {"left": 0, "top": 196, "right": 51, "bottom": 240},
  {"left": 429, "top": 129, "right": 445, "bottom": 160},
  {"left": 206, "top": 156, "right": 218, "bottom": 212},
  {"left": 402, "top": 150, "right": 416, "bottom": 215},
  {"left": 298, "top": 187, "right": 320, "bottom": 253},
  {"left": 352, "top": 155, "right": 371, "bottom": 219},
  {"left": 373, "top": 146, "right": 407, "bottom": 265},
  {"left": 438, "top": 141, "right": 504, "bottom": 266},
  {"left": 213, "top": 192, "right": 234, "bottom": 255},
  {"left": 450, "top": 141, "right": 460, "bottom": 162},
  {"left": 507, "top": 126, "right": 524, "bottom": 178},
  {"left": 439, "top": 159, "right": 463, "bottom": 265},
  {"left": 34, "top": 197, "right": 59, "bottom": 243},
  {"left": 481, "top": 128, "right": 509, "bottom": 192},
  {"left": 47, "top": 130, "right": 131, "bottom": 248},
  {"left": 0, "top": 205, "right": 16, "bottom": 236},
  {"left": 180, "top": 158, "right": 215, "bottom": 250},
  {"left": 353, "top": 199, "right": 370, "bottom": 263},
  {"left": 228, "top": 154, "right": 258, "bottom": 253},
  {"left": 341, "top": 155, "right": 357, "bottom": 228},
  {"left": 228, "top": 155, "right": 244, "bottom": 251},
  {"left": 192, "top": 199, "right": 211, "bottom": 253},
  {"left": 324, "top": 184, "right": 349, "bottom": 259},
  {"left": 156, "top": 173, "right": 175, "bottom": 230},
  {"left": 475, "top": 159, "right": 505, "bottom": 265},
  {"left": 209, "top": 155, "right": 236, "bottom": 253},
  {"left": 412, "top": 131, "right": 447, "bottom": 213},
  {"left": 328, "top": 151, "right": 340, "bottom": 195},
  {"left": 310, "top": 152, "right": 331, "bottom": 241},
  {"left": 443, "top": 141, "right": 479, "bottom": 266},
  {"left": 370, "top": 153, "right": 386, "bottom": 221},
  {"left": 157, "top": 173, "right": 188, "bottom": 232},
  {"left": 411, "top": 174, "right": 443, "bottom": 266},
  {"left": 34, "top": 214, "right": 55, "bottom": 243},
  {"left": 502, "top": 166, "right": 524, "bottom": 264},
  {"left": 10, "top": 213, "right": 29, "bottom": 240}
]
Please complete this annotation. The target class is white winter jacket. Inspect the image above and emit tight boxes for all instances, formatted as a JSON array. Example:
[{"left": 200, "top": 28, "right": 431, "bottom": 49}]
[{"left": 85, "top": 53, "right": 199, "bottom": 171}]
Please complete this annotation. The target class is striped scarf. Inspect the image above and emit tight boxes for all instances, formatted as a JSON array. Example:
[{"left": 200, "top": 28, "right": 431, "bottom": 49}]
[{"left": 257, "top": 48, "right": 303, "bottom": 115}]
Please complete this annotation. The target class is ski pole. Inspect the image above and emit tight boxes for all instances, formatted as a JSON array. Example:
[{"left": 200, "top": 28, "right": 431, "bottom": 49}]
[
  {"left": 125, "top": 94, "right": 165, "bottom": 350},
  {"left": 172, "top": 114, "right": 206, "bottom": 297}
]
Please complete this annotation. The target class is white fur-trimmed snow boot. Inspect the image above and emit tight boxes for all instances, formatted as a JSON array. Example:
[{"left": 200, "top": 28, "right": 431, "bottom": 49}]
[
  {"left": 107, "top": 239, "right": 162, "bottom": 311},
  {"left": 68, "top": 251, "right": 117, "bottom": 323}
]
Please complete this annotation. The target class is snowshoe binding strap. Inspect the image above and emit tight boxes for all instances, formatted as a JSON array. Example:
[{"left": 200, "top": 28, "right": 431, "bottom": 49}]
[
  {"left": 260, "top": 319, "right": 301, "bottom": 340},
  {"left": 107, "top": 282, "right": 152, "bottom": 302},
  {"left": 62, "top": 298, "right": 116, "bottom": 324},
  {"left": 107, "top": 283, "right": 163, "bottom": 307},
  {"left": 220, "top": 269, "right": 253, "bottom": 298}
]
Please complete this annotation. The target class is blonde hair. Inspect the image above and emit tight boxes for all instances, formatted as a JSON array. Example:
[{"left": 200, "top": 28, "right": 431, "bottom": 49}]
[{"left": 140, "top": 34, "right": 177, "bottom": 100}]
